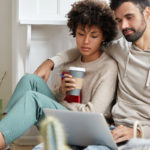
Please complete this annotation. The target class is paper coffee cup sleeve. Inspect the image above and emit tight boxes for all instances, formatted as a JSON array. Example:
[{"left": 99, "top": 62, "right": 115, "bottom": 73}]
[{"left": 73, "top": 77, "right": 83, "bottom": 89}]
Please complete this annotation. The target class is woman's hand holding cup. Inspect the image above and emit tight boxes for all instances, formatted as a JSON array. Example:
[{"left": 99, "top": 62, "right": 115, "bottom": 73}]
[{"left": 60, "top": 74, "right": 76, "bottom": 95}]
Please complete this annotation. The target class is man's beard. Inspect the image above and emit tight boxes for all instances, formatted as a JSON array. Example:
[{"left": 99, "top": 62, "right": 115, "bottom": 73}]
[{"left": 122, "top": 21, "right": 146, "bottom": 42}]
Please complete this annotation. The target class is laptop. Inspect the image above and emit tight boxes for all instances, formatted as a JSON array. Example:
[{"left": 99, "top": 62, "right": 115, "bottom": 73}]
[{"left": 43, "top": 109, "right": 118, "bottom": 150}]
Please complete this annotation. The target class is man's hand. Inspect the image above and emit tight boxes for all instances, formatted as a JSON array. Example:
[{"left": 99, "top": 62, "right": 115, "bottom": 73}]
[
  {"left": 34, "top": 59, "right": 54, "bottom": 82},
  {"left": 111, "top": 125, "right": 141, "bottom": 143}
]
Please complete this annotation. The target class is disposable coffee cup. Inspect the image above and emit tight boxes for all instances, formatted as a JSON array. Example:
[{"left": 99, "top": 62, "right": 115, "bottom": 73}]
[{"left": 69, "top": 67, "right": 86, "bottom": 96}]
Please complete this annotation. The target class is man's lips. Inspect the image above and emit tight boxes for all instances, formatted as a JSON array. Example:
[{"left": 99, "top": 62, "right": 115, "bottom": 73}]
[{"left": 123, "top": 30, "right": 133, "bottom": 35}]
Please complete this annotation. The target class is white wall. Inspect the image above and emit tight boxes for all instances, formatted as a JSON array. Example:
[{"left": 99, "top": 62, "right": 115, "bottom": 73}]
[
  {"left": 0, "top": 0, "right": 12, "bottom": 111},
  {"left": 30, "top": 25, "right": 76, "bottom": 88},
  {"left": 30, "top": 25, "right": 76, "bottom": 73}
]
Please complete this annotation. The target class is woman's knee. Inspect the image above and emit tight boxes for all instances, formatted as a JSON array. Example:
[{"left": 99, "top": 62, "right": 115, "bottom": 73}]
[
  {"left": 20, "top": 74, "right": 44, "bottom": 88},
  {"left": 21, "top": 74, "right": 36, "bottom": 82},
  {"left": 24, "top": 91, "right": 38, "bottom": 100},
  {"left": 20, "top": 91, "right": 39, "bottom": 107}
]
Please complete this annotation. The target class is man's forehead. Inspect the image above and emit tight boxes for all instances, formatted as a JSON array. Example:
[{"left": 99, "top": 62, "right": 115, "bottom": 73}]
[{"left": 114, "top": 2, "right": 140, "bottom": 18}]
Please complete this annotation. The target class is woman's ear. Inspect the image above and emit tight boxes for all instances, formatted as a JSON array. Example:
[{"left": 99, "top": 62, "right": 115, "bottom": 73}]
[
  {"left": 102, "top": 36, "right": 105, "bottom": 42},
  {"left": 100, "top": 39, "right": 105, "bottom": 47}
]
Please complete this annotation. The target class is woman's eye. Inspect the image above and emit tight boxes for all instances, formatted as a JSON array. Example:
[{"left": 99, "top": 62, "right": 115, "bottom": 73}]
[
  {"left": 78, "top": 32, "right": 84, "bottom": 36},
  {"left": 92, "top": 36, "right": 98, "bottom": 38}
]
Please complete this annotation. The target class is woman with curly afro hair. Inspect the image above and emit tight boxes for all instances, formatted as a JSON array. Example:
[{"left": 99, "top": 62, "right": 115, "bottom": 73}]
[
  {"left": 0, "top": 0, "right": 118, "bottom": 149},
  {"left": 67, "top": 0, "right": 118, "bottom": 45}
]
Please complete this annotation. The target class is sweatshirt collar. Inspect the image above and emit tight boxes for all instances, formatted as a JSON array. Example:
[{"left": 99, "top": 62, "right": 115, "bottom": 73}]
[
  {"left": 79, "top": 52, "right": 105, "bottom": 66},
  {"left": 131, "top": 43, "right": 150, "bottom": 52},
  {"left": 124, "top": 42, "right": 150, "bottom": 87}
]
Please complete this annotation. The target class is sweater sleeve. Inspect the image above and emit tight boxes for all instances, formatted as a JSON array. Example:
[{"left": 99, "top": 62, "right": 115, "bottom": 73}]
[
  {"left": 60, "top": 59, "right": 118, "bottom": 115},
  {"left": 88, "top": 61, "right": 118, "bottom": 114},
  {"left": 103, "top": 40, "right": 120, "bottom": 59},
  {"left": 49, "top": 48, "right": 80, "bottom": 69}
]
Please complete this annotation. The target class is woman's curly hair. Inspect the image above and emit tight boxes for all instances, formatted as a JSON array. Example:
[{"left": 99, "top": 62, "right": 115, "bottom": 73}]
[{"left": 67, "top": 0, "right": 118, "bottom": 45}]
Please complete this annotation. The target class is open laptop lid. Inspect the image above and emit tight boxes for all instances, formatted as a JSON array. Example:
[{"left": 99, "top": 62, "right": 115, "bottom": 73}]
[{"left": 43, "top": 109, "right": 118, "bottom": 150}]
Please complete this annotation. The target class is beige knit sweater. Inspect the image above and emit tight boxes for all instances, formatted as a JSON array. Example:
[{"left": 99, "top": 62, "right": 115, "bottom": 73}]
[{"left": 51, "top": 51, "right": 118, "bottom": 117}]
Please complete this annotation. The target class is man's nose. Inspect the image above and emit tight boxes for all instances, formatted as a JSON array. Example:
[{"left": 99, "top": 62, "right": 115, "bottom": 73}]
[{"left": 120, "top": 20, "right": 129, "bottom": 30}]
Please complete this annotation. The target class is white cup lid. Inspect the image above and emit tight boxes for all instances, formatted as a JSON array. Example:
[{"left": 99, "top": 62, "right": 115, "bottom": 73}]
[{"left": 69, "top": 67, "right": 86, "bottom": 72}]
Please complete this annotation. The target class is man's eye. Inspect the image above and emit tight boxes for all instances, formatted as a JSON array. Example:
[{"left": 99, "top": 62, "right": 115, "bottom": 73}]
[
  {"left": 127, "top": 16, "right": 132, "bottom": 20},
  {"left": 116, "top": 20, "right": 122, "bottom": 24}
]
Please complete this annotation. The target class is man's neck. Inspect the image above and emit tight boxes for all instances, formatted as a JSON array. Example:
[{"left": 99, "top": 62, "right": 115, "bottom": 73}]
[{"left": 134, "top": 25, "right": 150, "bottom": 50}]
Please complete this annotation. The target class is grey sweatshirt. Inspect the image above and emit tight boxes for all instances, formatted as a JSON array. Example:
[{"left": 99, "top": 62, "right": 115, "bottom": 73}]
[
  {"left": 50, "top": 37, "right": 150, "bottom": 138},
  {"left": 105, "top": 37, "right": 150, "bottom": 138}
]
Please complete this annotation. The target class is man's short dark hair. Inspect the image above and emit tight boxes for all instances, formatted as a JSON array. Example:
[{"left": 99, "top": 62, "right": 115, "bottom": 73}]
[
  {"left": 67, "top": 0, "right": 118, "bottom": 45},
  {"left": 110, "top": 0, "right": 150, "bottom": 11}
]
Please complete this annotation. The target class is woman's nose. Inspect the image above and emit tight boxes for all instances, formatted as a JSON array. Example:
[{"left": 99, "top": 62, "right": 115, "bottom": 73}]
[{"left": 84, "top": 35, "right": 89, "bottom": 44}]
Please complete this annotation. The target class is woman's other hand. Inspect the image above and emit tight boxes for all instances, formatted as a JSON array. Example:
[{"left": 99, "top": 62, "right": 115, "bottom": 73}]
[{"left": 34, "top": 59, "right": 54, "bottom": 82}]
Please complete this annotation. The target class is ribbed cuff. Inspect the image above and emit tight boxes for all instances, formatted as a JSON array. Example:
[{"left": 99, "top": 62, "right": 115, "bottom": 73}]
[
  {"left": 0, "top": 124, "right": 11, "bottom": 145},
  {"left": 48, "top": 56, "right": 62, "bottom": 69}
]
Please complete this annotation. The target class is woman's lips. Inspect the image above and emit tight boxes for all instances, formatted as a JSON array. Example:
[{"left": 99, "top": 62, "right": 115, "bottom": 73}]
[{"left": 81, "top": 47, "right": 90, "bottom": 51}]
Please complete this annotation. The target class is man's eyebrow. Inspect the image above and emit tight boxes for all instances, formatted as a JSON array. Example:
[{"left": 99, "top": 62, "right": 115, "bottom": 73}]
[
  {"left": 115, "top": 13, "right": 134, "bottom": 21},
  {"left": 125, "top": 13, "right": 134, "bottom": 17}
]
